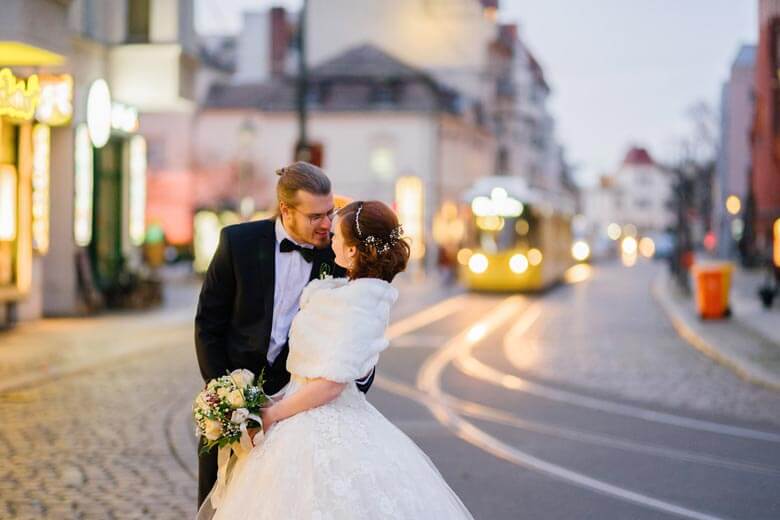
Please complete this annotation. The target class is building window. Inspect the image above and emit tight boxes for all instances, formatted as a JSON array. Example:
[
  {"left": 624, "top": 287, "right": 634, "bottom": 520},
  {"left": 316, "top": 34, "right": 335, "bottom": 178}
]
[
  {"left": 127, "top": 0, "right": 151, "bottom": 43},
  {"left": 370, "top": 81, "right": 400, "bottom": 106},
  {"left": 370, "top": 146, "right": 396, "bottom": 182}
]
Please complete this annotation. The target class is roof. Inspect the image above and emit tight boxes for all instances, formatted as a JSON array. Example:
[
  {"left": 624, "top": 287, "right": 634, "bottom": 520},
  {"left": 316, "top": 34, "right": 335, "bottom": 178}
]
[
  {"left": 309, "top": 44, "right": 430, "bottom": 80},
  {"left": 622, "top": 147, "right": 655, "bottom": 166},
  {"left": 525, "top": 49, "right": 550, "bottom": 93},
  {"left": 734, "top": 44, "right": 756, "bottom": 68},
  {"left": 203, "top": 43, "right": 461, "bottom": 114}
]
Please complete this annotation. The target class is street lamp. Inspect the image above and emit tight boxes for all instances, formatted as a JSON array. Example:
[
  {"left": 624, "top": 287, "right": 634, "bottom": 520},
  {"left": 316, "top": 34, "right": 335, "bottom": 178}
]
[{"left": 726, "top": 195, "right": 741, "bottom": 216}]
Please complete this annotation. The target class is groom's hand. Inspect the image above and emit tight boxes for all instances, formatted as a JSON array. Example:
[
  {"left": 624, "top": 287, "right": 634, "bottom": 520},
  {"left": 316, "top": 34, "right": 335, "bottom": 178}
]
[{"left": 247, "top": 427, "right": 261, "bottom": 440}]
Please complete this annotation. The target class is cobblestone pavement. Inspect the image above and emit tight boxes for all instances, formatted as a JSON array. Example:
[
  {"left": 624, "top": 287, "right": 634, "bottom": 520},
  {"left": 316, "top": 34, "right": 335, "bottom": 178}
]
[{"left": 0, "top": 345, "right": 202, "bottom": 519}]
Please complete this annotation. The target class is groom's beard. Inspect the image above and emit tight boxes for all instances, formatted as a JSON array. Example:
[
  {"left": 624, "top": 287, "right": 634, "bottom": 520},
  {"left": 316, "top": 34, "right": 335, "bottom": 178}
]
[{"left": 288, "top": 219, "right": 331, "bottom": 249}]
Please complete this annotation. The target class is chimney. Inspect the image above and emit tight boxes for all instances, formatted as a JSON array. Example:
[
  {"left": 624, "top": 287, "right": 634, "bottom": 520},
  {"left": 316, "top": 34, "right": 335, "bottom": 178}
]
[{"left": 269, "top": 7, "right": 291, "bottom": 78}]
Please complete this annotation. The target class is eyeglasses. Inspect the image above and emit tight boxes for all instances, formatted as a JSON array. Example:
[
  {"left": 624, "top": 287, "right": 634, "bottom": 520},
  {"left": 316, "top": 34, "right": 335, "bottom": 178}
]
[{"left": 290, "top": 206, "right": 336, "bottom": 225}]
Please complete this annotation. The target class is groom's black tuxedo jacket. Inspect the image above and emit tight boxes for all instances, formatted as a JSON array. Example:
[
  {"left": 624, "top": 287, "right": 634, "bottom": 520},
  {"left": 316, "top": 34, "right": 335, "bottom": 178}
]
[{"left": 194, "top": 218, "right": 372, "bottom": 395}]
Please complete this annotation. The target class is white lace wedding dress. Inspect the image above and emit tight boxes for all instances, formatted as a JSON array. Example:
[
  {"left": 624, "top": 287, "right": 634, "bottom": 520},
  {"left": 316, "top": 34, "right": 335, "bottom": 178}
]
[{"left": 198, "top": 277, "right": 473, "bottom": 519}]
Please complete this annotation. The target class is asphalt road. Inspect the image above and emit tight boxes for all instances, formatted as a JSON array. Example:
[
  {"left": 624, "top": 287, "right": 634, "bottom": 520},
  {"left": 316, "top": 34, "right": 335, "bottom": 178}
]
[{"left": 372, "top": 260, "right": 780, "bottom": 520}]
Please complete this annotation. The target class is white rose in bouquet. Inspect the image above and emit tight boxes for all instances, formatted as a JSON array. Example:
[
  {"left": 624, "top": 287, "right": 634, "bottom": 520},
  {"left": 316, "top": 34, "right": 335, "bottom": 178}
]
[
  {"left": 231, "top": 408, "right": 250, "bottom": 424},
  {"left": 230, "top": 369, "right": 255, "bottom": 388},
  {"left": 196, "top": 393, "right": 210, "bottom": 410},
  {"left": 217, "top": 387, "right": 229, "bottom": 399},
  {"left": 204, "top": 419, "right": 223, "bottom": 441},
  {"left": 227, "top": 389, "right": 246, "bottom": 408}
]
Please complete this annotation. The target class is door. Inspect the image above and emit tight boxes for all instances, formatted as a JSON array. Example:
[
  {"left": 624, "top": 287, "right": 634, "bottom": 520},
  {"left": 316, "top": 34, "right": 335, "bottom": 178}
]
[{"left": 90, "top": 138, "right": 123, "bottom": 292}]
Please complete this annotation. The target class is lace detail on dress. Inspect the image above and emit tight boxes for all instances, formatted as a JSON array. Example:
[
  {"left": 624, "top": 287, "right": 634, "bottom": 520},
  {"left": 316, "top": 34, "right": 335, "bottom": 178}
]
[
  {"left": 198, "top": 277, "right": 473, "bottom": 519},
  {"left": 204, "top": 382, "right": 473, "bottom": 519}
]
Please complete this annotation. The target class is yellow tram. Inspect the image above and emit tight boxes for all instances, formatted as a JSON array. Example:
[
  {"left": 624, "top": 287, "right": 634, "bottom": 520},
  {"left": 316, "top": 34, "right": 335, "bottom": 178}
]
[{"left": 457, "top": 177, "right": 576, "bottom": 292}]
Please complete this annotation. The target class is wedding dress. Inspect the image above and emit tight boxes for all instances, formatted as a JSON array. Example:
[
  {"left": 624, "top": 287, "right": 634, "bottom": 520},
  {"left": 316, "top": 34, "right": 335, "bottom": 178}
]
[{"left": 198, "top": 277, "right": 473, "bottom": 519}]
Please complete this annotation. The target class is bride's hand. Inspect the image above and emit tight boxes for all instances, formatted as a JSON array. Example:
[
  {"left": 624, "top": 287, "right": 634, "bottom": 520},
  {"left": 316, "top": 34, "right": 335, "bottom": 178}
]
[{"left": 261, "top": 406, "right": 278, "bottom": 432}]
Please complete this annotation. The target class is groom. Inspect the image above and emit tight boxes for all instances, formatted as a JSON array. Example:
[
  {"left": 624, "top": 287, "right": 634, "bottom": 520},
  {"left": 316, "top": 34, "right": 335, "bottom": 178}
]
[{"left": 194, "top": 161, "right": 375, "bottom": 506}]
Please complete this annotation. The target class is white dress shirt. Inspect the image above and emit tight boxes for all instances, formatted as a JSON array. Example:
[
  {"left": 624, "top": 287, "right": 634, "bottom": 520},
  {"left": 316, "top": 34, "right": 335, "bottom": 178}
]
[{"left": 268, "top": 218, "right": 314, "bottom": 364}]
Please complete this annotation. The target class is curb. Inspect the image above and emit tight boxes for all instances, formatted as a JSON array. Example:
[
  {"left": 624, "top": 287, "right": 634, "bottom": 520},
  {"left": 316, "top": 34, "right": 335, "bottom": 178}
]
[{"left": 651, "top": 271, "right": 780, "bottom": 392}]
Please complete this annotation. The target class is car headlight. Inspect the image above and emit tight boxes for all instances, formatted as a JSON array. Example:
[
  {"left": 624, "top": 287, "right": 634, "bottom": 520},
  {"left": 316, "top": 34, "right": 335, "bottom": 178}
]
[{"left": 572, "top": 240, "right": 591, "bottom": 261}]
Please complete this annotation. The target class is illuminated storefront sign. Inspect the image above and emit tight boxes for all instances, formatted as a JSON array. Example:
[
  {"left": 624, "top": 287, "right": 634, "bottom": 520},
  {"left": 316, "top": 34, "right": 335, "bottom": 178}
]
[
  {"left": 111, "top": 101, "right": 139, "bottom": 133},
  {"left": 0, "top": 165, "right": 17, "bottom": 241},
  {"left": 86, "top": 79, "right": 111, "bottom": 148},
  {"left": 129, "top": 135, "right": 147, "bottom": 246},
  {"left": 74, "top": 124, "right": 94, "bottom": 246},
  {"left": 395, "top": 176, "right": 425, "bottom": 260},
  {"left": 35, "top": 74, "right": 73, "bottom": 126},
  {"left": 0, "top": 68, "right": 40, "bottom": 121},
  {"left": 774, "top": 218, "right": 780, "bottom": 268},
  {"left": 31, "top": 124, "right": 50, "bottom": 254}
]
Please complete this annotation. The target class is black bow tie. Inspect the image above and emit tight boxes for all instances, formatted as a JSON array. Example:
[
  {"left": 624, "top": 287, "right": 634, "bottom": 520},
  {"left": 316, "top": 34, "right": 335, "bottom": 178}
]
[{"left": 280, "top": 238, "right": 315, "bottom": 263}]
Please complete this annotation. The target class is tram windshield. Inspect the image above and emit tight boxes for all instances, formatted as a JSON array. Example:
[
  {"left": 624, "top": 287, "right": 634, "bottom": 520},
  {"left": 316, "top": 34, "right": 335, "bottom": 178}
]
[{"left": 467, "top": 210, "right": 540, "bottom": 254}]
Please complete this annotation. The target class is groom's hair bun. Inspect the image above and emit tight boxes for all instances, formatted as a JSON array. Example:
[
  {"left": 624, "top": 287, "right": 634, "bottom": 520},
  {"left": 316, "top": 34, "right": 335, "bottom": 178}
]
[
  {"left": 338, "top": 201, "right": 410, "bottom": 283},
  {"left": 276, "top": 161, "right": 331, "bottom": 209}
]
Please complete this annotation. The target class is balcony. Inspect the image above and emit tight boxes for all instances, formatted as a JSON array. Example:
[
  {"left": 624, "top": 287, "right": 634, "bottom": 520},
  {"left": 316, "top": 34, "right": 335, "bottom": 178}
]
[{"left": 108, "top": 43, "right": 196, "bottom": 112}]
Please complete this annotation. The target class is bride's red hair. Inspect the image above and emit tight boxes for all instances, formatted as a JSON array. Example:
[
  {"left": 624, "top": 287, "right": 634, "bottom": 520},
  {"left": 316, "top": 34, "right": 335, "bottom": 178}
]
[{"left": 338, "top": 201, "right": 410, "bottom": 282}]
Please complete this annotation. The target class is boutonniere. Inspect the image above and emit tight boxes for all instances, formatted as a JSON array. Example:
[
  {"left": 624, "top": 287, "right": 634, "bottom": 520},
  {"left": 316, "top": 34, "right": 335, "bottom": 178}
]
[{"left": 318, "top": 263, "right": 333, "bottom": 280}]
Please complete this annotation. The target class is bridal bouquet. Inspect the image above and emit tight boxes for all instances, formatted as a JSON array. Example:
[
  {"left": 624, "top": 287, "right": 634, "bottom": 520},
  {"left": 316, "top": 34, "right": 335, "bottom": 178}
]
[{"left": 193, "top": 369, "right": 270, "bottom": 455}]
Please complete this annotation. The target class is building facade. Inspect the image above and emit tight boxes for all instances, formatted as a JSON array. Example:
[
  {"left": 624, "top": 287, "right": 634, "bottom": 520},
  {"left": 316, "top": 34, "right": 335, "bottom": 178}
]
[
  {"left": 0, "top": 0, "right": 188, "bottom": 323},
  {"left": 715, "top": 45, "right": 755, "bottom": 258},
  {"left": 612, "top": 147, "right": 674, "bottom": 234},
  {"left": 194, "top": 44, "right": 495, "bottom": 271},
  {"left": 750, "top": 0, "right": 780, "bottom": 255},
  {"left": 582, "top": 147, "right": 674, "bottom": 253}
]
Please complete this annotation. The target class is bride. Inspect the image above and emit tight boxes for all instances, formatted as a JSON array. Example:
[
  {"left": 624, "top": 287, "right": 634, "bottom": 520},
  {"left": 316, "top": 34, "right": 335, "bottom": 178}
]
[{"left": 198, "top": 200, "right": 473, "bottom": 519}]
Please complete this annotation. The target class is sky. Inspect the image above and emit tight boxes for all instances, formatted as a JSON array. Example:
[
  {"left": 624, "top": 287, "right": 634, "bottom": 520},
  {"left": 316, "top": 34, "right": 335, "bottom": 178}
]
[{"left": 195, "top": 0, "right": 758, "bottom": 186}]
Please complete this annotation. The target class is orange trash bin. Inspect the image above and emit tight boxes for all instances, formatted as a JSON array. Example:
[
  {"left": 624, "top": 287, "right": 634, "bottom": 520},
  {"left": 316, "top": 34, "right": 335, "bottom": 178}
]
[{"left": 691, "top": 262, "right": 732, "bottom": 319}]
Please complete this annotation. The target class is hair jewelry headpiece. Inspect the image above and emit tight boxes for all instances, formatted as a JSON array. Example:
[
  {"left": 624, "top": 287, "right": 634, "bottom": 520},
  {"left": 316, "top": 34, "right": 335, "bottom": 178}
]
[{"left": 354, "top": 202, "right": 403, "bottom": 254}]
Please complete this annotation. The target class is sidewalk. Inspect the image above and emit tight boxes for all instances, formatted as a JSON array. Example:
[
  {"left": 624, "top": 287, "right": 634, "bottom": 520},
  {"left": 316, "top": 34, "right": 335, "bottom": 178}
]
[
  {"left": 0, "top": 277, "right": 199, "bottom": 393},
  {"left": 652, "top": 266, "right": 780, "bottom": 391},
  {"left": 0, "top": 269, "right": 459, "bottom": 394}
]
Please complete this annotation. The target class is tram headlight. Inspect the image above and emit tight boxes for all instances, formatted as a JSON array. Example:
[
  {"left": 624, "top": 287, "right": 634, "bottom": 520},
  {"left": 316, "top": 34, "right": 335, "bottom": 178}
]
[
  {"left": 509, "top": 254, "right": 529, "bottom": 274},
  {"left": 572, "top": 240, "right": 591, "bottom": 262},
  {"left": 468, "top": 253, "right": 489, "bottom": 274}
]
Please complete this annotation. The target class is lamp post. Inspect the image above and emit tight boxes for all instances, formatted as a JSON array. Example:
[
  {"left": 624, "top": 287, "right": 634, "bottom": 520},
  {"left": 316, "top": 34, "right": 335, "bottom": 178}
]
[
  {"left": 294, "top": 0, "right": 310, "bottom": 162},
  {"left": 670, "top": 162, "right": 695, "bottom": 293}
]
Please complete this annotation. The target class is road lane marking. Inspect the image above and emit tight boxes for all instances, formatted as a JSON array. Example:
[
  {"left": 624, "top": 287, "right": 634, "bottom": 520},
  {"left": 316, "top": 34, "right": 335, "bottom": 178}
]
[
  {"left": 376, "top": 376, "right": 780, "bottom": 477},
  {"left": 452, "top": 396, "right": 780, "bottom": 477},
  {"left": 387, "top": 294, "right": 471, "bottom": 342},
  {"left": 411, "top": 299, "right": 727, "bottom": 520},
  {"left": 453, "top": 311, "right": 780, "bottom": 443}
]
